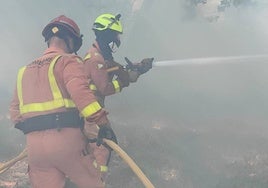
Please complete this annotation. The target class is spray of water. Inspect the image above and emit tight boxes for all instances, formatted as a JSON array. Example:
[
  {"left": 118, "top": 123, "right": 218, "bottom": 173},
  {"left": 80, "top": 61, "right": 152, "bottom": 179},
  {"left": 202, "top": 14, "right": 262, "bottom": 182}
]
[{"left": 154, "top": 54, "right": 268, "bottom": 67}]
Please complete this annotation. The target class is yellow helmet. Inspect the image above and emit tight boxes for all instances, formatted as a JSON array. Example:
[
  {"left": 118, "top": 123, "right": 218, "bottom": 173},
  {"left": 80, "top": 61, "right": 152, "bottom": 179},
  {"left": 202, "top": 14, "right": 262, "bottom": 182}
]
[{"left": 92, "top": 13, "right": 123, "bottom": 33}]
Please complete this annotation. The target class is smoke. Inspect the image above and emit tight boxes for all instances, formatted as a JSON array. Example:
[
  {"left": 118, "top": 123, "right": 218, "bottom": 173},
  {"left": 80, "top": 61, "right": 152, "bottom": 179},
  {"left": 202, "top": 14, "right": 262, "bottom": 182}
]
[
  {"left": 1, "top": 0, "right": 268, "bottom": 91},
  {"left": 1, "top": 1, "right": 268, "bottom": 187},
  {"left": 119, "top": 0, "right": 268, "bottom": 60},
  {"left": 108, "top": 1, "right": 268, "bottom": 187},
  {"left": 0, "top": 1, "right": 136, "bottom": 92},
  {"left": 109, "top": 0, "right": 268, "bottom": 119}
]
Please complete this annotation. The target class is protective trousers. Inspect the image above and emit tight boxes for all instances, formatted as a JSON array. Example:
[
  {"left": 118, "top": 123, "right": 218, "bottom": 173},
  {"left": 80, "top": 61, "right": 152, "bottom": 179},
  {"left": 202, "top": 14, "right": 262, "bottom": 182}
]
[
  {"left": 83, "top": 121, "right": 111, "bottom": 180},
  {"left": 26, "top": 127, "right": 105, "bottom": 188}
]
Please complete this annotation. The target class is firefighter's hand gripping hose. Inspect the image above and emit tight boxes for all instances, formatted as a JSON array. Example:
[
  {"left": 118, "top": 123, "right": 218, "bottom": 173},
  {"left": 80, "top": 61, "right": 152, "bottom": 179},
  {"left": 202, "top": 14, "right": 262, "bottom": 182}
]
[
  {"left": 96, "top": 124, "right": 118, "bottom": 147},
  {"left": 125, "top": 57, "right": 154, "bottom": 75},
  {"left": 0, "top": 140, "right": 155, "bottom": 188}
]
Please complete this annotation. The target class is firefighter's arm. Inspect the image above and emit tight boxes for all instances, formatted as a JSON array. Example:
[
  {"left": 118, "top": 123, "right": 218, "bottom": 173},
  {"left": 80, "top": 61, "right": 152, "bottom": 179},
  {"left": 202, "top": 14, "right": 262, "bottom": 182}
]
[
  {"left": 9, "top": 85, "right": 23, "bottom": 124},
  {"left": 88, "top": 58, "right": 127, "bottom": 95},
  {"left": 107, "top": 57, "right": 154, "bottom": 83},
  {"left": 63, "top": 56, "right": 116, "bottom": 140},
  {"left": 85, "top": 110, "right": 117, "bottom": 147},
  {"left": 106, "top": 60, "right": 130, "bottom": 88}
]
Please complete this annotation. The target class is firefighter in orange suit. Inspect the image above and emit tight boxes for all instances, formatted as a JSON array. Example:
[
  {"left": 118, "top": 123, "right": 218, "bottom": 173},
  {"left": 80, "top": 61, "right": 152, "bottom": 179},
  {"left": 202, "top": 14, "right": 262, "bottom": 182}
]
[
  {"left": 9, "top": 15, "right": 117, "bottom": 188},
  {"left": 84, "top": 13, "right": 154, "bottom": 107},
  {"left": 82, "top": 13, "right": 154, "bottom": 182}
]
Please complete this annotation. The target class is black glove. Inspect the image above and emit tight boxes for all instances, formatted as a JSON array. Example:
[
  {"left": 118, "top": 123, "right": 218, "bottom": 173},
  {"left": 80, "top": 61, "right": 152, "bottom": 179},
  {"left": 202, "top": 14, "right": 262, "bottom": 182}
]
[
  {"left": 117, "top": 68, "right": 130, "bottom": 88},
  {"left": 125, "top": 57, "right": 154, "bottom": 75},
  {"left": 138, "top": 58, "right": 154, "bottom": 75},
  {"left": 97, "top": 124, "right": 118, "bottom": 149},
  {"left": 106, "top": 60, "right": 130, "bottom": 88},
  {"left": 128, "top": 70, "right": 139, "bottom": 83}
]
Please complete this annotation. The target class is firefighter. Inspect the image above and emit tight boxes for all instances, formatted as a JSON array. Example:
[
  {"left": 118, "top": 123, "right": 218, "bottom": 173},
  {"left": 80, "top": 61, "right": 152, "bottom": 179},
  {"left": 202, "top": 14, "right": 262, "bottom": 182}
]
[
  {"left": 9, "top": 15, "right": 116, "bottom": 188},
  {"left": 82, "top": 13, "right": 153, "bottom": 183},
  {"left": 83, "top": 13, "right": 153, "bottom": 107}
]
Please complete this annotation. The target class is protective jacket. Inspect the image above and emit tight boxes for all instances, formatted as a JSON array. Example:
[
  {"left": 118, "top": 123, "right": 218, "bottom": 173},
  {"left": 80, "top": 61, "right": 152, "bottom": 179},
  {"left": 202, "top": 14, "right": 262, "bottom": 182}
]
[
  {"left": 83, "top": 42, "right": 123, "bottom": 107},
  {"left": 9, "top": 46, "right": 107, "bottom": 187},
  {"left": 10, "top": 47, "right": 105, "bottom": 132}
]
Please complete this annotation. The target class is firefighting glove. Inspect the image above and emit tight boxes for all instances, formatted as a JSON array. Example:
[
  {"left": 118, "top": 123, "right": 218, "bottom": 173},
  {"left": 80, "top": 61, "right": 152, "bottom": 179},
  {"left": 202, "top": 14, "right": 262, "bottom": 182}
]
[
  {"left": 128, "top": 70, "right": 140, "bottom": 83},
  {"left": 125, "top": 57, "right": 154, "bottom": 76},
  {"left": 97, "top": 124, "right": 118, "bottom": 149},
  {"left": 138, "top": 58, "right": 154, "bottom": 75},
  {"left": 106, "top": 60, "right": 130, "bottom": 88},
  {"left": 117, "top": 68, "right": 130, "bottom": 88}
]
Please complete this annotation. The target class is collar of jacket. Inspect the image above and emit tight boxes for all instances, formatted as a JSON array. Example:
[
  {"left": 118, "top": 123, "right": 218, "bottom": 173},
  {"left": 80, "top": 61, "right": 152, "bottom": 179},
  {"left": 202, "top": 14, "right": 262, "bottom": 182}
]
[{"left": 43, "top": 47, "right": 66, "bottom": 56}]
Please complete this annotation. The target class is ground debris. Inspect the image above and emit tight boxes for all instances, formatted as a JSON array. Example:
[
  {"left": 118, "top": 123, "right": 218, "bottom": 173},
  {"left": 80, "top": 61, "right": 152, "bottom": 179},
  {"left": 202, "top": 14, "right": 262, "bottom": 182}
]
[
  {"left": 0, "top": 159, "right": 29, "bottom": 188},
  {"left": 0, "top": 180, "right": 18, "bottom": 188}
]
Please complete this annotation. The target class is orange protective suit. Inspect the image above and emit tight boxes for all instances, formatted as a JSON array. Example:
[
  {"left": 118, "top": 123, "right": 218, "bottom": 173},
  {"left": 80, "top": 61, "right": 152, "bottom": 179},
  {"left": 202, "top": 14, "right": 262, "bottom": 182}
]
[
  {"left": 83, "top": 42, "right": 125, "bottom": 181},
  {"left": 83, "top": 42, "right": 125, "bottom": 107},
  {"left": 9, "top": 47, "right": 107, "bottom": 188}
]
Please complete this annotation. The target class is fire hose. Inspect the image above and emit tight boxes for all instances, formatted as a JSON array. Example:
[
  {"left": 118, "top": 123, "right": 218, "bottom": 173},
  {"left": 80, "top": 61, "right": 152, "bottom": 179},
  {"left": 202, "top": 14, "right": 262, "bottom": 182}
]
[
  {"left": 0, "top": 148, "right": 27, "bottom": 174},
  {"left": 0, "top": 138, "right": 155, "bottom": 188}
]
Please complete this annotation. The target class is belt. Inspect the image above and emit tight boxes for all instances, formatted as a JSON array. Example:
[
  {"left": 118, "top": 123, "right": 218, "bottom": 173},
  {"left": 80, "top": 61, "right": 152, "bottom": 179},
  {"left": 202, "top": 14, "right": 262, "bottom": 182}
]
[{"left": 15, "top": 111, "right": 84, "bottom": 134}]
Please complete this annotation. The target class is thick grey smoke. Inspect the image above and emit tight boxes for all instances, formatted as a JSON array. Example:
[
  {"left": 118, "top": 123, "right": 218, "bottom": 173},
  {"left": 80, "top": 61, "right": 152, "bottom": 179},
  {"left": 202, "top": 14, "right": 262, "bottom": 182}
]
[
  {"left": 1, "top": 0, "right": 268, "bottom": 90},
  {"left": 1, "top": 1, "right": 268, "bottom": 187},
  {"left": 120, "top": 0, "right": 268, "bottom": 59}
]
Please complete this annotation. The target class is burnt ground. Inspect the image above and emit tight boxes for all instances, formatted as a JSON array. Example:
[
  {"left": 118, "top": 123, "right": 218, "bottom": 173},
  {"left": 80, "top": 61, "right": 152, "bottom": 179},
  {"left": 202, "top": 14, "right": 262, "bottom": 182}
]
[
  {"left": 77, "top": 114, "right": 268, "bottom": 188},
  {"left": 1, "top": 114, "right": 268, "bottom": 188}
]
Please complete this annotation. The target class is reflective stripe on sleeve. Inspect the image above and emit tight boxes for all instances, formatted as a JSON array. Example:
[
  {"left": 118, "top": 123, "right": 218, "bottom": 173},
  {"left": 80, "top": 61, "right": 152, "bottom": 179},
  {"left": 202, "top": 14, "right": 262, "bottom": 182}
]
[
  {"left": 81, "top": 101, "right": 101, "bottom": 118},
  {"left": 93, "top": 160, "right": 108, "bottom": 172},
  {"left": 112, "top": 80, "right": 120, "bottom": 93},
  {"left": 100, "top": 165, "right": 108, "bottom": 172}
]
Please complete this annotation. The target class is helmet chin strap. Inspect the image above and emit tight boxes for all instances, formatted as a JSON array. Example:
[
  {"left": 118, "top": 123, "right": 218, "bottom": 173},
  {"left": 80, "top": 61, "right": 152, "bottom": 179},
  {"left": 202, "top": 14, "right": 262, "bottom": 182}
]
[
  {"left": 108, "top": 41, "right": 118, "bottom": 53},
  {"left": 96, "top": 29, "right": 121, "bottom": 61},
  {"left": 96, "top": 37, "right": 113, "bottom": 61}
]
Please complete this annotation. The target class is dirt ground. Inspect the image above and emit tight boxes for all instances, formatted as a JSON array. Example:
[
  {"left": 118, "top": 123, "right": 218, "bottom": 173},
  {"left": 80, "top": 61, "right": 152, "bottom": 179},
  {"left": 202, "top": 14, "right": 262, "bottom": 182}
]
[{"left": 1, "top": 114, "right": 268, "bottom": 188}]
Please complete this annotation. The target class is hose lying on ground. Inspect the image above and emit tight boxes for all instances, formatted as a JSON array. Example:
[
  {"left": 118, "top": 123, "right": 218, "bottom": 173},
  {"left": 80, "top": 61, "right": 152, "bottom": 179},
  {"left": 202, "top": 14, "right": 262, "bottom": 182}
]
[
  {"left": 103, "top": 138, "right": 155, "bottom": 188},
  {"left": 0, "top": 148, "right": 27, "bottom": 174}
]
